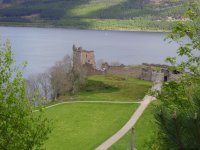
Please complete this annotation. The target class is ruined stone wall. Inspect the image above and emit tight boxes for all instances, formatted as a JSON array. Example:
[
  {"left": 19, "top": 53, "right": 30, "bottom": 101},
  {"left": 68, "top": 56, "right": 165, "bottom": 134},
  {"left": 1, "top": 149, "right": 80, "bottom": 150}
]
[
  {"left": 140, "top": 68, "right": 152, "bottom": 81},
  {"left": 101, "top": 63, "right": 181, "bottom": 83},
  {"left": 73, "top": 48, "right": 180, "bottom": 82},
  {"left": 105, "top": 66, "right": 142, "bottom": 78}
]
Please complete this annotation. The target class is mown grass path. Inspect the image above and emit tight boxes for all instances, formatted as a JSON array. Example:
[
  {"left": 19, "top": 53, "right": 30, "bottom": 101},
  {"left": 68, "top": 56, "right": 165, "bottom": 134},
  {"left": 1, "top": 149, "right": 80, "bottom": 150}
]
[
  {"left": 34, "top": 100, "right": 140, "bottom": 111},
  {"left": 96, "top": 83, "right": 161, "bottom": 150},
  {"left": 34, "top": 101, "right": 140, "bottom": 112}
]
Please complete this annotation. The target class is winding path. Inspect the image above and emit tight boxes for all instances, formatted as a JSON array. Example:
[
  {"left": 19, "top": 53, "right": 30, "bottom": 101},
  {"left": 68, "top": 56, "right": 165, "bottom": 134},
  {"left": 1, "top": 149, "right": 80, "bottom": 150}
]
[
  {"left": 95, "top": 83, "right": 162, "bottom": 150},
  {"left": 34, "top": 83, "right": 161, "bottom": 150},
  {"left": 33, "top": 100, "right": 140, "bottom": 112}
]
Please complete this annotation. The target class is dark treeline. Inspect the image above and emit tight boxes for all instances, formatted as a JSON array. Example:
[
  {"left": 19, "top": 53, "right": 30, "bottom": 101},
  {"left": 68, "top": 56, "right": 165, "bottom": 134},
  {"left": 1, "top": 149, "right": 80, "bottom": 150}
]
[
  {"left": 0, "top": 7, "right": 65, "bottom": 20},
  {"left": 0, "top": 17, "right": 30, "bottom": 22}
]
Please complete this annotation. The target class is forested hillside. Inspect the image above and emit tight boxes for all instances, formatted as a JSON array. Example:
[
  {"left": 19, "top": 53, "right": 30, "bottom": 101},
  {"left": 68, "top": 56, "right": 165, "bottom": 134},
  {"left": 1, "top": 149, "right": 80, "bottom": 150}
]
[{"left": 0, "top": 0, "right": 189, "bottom": 31}]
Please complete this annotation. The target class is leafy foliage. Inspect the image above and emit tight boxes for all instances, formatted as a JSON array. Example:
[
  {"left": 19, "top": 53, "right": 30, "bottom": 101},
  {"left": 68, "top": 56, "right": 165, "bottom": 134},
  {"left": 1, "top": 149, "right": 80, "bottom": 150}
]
[
  {"left": 0, "top": 40, "right": 52, "bottom": 149},
  {"left": 153, "top": 1, "right": 200, "bottom": 149},
  {"left": 155, "top": 78, "right": 200, "bottom": 149},
  {"left": 166, "top": 0, "right": 200, "bottom": 74}
]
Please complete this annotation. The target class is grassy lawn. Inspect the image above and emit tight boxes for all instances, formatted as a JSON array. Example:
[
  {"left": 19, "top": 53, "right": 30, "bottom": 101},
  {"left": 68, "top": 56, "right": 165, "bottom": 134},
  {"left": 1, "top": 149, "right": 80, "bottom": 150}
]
[
  {"left": 44, "top": 103, "right": 138, "bottom": 150},
  {"left": 109, "top": 101, "right": 159, "bottom": 150},
  {"left": 74, "top": 75, "right": 152, "bottom": 102},
  {"left": 42, "top": 75, "right": 152, "bottom": 149}
]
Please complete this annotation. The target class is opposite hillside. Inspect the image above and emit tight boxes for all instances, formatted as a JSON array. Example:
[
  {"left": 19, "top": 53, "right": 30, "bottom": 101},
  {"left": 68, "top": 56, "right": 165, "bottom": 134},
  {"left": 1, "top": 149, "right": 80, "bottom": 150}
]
[{"left": 0, "top": 0, "right": 189, "bottom": 31}]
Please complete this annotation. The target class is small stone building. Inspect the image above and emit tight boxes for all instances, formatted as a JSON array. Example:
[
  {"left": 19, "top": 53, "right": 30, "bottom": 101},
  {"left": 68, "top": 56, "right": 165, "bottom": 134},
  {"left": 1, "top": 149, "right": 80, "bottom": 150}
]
[{"left": 141, "top": 66, "right": 181, "bottom": 83}]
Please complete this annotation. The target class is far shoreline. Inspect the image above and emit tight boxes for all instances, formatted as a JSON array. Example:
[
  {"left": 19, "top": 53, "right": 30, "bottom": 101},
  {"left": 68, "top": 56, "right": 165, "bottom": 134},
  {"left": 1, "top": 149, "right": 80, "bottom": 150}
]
[{"left": 0, "top": 22, "right": 171, "bottom": 33}]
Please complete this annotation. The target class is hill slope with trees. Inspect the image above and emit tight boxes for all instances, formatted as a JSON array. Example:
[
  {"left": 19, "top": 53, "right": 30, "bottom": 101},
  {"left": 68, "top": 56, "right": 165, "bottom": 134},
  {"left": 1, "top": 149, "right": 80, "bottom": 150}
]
[{"left": 0, "top": 0, "right": 190, "bottom": 31}]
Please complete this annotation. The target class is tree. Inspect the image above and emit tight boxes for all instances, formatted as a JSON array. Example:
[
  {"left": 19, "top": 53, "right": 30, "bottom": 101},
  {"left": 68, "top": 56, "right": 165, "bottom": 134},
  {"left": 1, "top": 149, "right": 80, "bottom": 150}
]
[
  {"left": 49, "top": 54, "right": 74, "bottom": 100},
  {"left": 37, "top": 72, "right": 51, "bottom": 101},
  {"left": 0, "top": 40, "right": 51, "bottom": 149},
  {"left": 129, "top": 0, "right": 146, "bottom": 9},
  {"left": 2, "top": 0, "right": 12, "bottom": 4},
  {"left": 153, "top": 1, "right": 200, "bottom": 149},
  {"left": 165, "top": 0, "right": 200, "bottom": 74},
  {"left": 26, "top": 72, "right": 51, "bottom": 102},
  {"left": 26, "top": 74, "right": 43, "bottom": 104},
  {"left": 40, "top": 8, "right": 65, "bottom": 20},
  {"left": 69, "top": 63, "right": 87, "bottom": 94},
  {"left": 49, "top": 54, "right": 87, "bottom": 99}
]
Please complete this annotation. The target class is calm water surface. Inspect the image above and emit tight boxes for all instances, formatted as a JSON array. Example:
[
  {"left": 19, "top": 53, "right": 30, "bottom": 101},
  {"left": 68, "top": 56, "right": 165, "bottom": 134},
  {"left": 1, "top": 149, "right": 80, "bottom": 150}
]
[{"left": 0, "top": 26, "right": 180, "bottom": 77}]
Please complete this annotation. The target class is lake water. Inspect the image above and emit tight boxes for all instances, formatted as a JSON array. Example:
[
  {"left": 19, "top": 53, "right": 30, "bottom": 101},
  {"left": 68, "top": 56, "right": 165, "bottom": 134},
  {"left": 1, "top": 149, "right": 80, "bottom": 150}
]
[{"left": 0, "top": 26, "right": 180, "bottom": 77}]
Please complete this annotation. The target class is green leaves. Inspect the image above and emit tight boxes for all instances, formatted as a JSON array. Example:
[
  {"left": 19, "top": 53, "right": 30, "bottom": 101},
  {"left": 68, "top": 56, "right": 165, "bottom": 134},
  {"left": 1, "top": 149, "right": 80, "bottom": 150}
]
[
  {"left": 153, "top": 1, "right": 200, "bottom": 149},
  {"left": 155, "top": 106, "right": 200, "bottom": 149},
  {"left": 165, "top": 1, "right": 200, "bottom": 74},
  {"left": 0, "top": 40, "right": 52, "bottom": 150}
]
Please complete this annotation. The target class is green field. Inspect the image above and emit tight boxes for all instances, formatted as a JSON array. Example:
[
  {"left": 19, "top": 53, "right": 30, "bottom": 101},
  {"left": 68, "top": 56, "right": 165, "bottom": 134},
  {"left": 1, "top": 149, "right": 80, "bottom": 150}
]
[
  {"left": 109, "top": 101, "right": 159, "bottom": 150},
  {"left": 74, "top": 75, "right": 152, "bottom": 102},
  {"left": 42, "top": 75, "right": 152, "bottom": 149},
  {"left": 0, "top": 0, "right": 188, "bottom": 31},
  {"left": 44, "top": 103, "right": 138, "bottom": 150}
]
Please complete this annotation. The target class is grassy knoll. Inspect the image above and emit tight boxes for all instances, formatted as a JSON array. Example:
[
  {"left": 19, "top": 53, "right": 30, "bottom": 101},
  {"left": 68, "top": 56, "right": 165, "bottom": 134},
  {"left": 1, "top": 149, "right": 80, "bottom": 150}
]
[
  {"left": 74, "top": 75, "right": 152, "bottom": 102},
  {"left": 44, "top": 103, "right": 138, "bottom": 150},
  {"left": 109, "top": 101, "right": 159, "bottom": 150}
]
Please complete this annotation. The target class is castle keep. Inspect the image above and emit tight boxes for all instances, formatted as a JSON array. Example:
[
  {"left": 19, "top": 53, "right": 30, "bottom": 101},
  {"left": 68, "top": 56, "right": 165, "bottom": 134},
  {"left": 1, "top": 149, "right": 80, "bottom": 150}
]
[{"left": 73, "top": 45, "right": 96, "bottom": 69}]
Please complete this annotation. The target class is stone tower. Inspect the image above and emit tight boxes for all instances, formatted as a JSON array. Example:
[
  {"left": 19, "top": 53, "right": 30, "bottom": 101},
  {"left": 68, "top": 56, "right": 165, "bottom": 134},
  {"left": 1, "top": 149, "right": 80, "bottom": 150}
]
[{"left": 73, "top": 45, "right": 96, "bottom": 69}]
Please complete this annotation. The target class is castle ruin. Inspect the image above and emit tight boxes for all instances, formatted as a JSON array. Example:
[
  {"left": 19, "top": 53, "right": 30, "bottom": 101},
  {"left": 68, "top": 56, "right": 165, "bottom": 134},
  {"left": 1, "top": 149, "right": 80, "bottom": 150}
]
[
  {"left": 73, "top": 45, "right": 96, "bottom": 69},
  {"left": 72, "top": 45, "right": 181, "bottom": 82}
]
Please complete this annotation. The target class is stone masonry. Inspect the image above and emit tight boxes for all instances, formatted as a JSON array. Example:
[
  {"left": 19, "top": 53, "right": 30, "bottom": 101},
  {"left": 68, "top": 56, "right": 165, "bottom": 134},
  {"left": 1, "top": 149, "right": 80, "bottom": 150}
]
[
  {"left": 72, "top": 45, "right": 180, "bottom": 82},
  {"left": 73, "top": 45, "right": 96, "bottom": 69}
]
